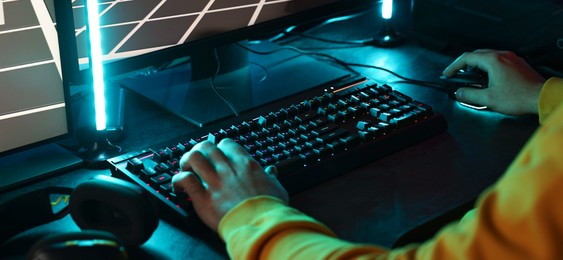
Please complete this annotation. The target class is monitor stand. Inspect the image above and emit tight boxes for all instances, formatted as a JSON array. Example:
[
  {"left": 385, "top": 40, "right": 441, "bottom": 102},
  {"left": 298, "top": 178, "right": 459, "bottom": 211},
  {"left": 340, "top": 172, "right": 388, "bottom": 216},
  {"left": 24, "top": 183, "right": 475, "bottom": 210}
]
[
  {"left": 120, "top": 41, "right": 351, "bottom": 127},
  {"left": 0, "top": 143, "right": 83, "bottom": 192}
]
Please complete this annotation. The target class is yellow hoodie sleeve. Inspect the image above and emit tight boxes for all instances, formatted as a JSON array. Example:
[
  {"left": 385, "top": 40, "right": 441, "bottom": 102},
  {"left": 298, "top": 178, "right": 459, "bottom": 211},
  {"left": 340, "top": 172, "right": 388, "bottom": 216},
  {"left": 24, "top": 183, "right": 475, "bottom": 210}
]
[
  {"left": 538, "top": 77, "right": 563, "bottom": 124},
  {"left": 219, "top": 79, "right": 563, "bottom": 260}
]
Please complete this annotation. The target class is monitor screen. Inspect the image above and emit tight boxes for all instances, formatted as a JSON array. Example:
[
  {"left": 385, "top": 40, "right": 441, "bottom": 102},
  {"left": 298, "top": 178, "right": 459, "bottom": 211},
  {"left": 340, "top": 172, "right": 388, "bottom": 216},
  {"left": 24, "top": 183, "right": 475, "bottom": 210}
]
[
  {"left": 69, "top": 0, "right": 373, "bottom": 81},
  {"left": 0, "top": 0, "right": 71, "bottom": 154}
]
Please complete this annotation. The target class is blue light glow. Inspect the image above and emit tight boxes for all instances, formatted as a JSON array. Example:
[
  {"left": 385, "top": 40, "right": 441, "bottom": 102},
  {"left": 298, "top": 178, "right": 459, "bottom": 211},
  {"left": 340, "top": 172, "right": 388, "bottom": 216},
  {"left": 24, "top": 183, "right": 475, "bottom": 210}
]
[
  {"left": 87, "top": 0, "right": 106, "bottom": 131},
  {"left": 459, "top": 101, "right": 488, "bottom": 110},
  {"left": 382, "top": 0, "right": 393, "bottom": 19}
]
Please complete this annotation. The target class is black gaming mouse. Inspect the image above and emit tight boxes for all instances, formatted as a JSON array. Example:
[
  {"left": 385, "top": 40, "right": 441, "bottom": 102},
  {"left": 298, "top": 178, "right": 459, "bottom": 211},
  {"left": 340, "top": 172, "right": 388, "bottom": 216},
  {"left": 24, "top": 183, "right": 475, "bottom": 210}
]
[{"left": 440, "top": 66, "right": 488, "bottom": 99}]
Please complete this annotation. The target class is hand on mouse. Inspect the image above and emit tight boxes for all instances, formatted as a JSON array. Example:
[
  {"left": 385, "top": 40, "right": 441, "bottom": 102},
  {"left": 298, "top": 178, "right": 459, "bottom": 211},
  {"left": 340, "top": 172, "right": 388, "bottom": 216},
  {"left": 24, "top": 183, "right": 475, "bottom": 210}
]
[
  {"left": 443, "top": 49, "right": 545, "bottom": 116},
  {"left": 172, "top": 139, "right": 289, "bottom": 232}
]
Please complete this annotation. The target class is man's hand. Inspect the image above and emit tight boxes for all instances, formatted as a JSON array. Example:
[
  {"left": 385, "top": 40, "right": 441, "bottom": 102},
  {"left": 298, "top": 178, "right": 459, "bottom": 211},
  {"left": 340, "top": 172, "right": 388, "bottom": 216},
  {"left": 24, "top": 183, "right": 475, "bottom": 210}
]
[
  {"left": 172, "top": 139, "right": 289, "bottom": 231},
  {"left": 443, "top": 49, "right": 545, "bottom": 115}
]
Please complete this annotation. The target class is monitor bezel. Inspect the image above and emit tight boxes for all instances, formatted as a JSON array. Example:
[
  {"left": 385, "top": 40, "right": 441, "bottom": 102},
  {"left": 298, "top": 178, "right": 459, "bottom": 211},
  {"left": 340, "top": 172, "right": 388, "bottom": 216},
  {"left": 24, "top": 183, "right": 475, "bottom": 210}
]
[{"left": 0, "top": 0, "right": 77, "bottom": 156}]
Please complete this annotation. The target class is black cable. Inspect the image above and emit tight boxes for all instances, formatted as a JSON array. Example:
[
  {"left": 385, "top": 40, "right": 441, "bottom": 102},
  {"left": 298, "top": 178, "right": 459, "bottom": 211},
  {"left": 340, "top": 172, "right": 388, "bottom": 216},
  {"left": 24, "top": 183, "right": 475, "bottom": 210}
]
[
  {"left": 269, "top": 4, "right": 396, "bottom": 47},
  {"left": 387, "top": 80, "right": 448, "bottom": 92},
  {"left": 272, "top": 9, "right": 373, "bottom": 45},
  {"left": 304, "top": 9, "right": 372, "bottom": 34},
  {"left": 249, "top": 61, "right": 269, "bottom": 84},
  {"left": 239, "top": 43, "right": 361, "bottom": 75},
  {"left": 242, "top": 42, "right": 448, "bottom": 92},
  {"left": 211, "top": 48, "right": 240, "bottom": 117},
  {"left": 284, "top": 31, "right": 372, "bottom": 46},
  {"left": 343, "top": 62, "right": 447, "bottom": 91}
]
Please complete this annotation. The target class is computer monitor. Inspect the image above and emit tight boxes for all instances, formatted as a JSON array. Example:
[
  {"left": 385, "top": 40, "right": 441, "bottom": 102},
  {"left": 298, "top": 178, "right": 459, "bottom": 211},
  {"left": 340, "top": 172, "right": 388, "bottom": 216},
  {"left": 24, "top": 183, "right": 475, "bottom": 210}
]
[
  {"left": 69, "top": 0, "right": 374, "bottom": 79},
  {"left": 0, "top": 0, "right": 82, "bottom": 192},
  {"left": 67, "top": 0, "right": 376, "bottom": 126}
]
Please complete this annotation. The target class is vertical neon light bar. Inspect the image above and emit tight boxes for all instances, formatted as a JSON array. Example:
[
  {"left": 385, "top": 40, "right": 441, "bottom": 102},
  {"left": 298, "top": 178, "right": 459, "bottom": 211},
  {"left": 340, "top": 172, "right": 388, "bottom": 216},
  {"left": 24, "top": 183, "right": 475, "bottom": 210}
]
[
  {"left": 81, "top": 0, "right": 120, "bottom": 163},
  {"left": 371, "top": 0, "right": 404, "bottom": 47},
  {"left": 382, "top": 0, "right": 393, "bottom": 20},
  {"left": 86, "top": 0, "right": 106, "bottom": 131}
]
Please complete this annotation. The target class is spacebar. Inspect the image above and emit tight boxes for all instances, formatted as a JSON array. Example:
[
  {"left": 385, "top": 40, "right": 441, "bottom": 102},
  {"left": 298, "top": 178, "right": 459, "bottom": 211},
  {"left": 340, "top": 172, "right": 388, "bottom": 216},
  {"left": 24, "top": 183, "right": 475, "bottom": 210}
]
[{"left": 274, "top": 156, "right": 306, "bottom": 176}]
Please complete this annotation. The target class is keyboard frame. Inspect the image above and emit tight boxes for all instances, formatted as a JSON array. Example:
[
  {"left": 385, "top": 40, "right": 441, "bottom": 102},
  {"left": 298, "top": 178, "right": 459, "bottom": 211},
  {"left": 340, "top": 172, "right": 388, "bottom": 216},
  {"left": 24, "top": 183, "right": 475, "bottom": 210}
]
[{"left": 108, "top": 75, "right": 448, "bottom": 225}]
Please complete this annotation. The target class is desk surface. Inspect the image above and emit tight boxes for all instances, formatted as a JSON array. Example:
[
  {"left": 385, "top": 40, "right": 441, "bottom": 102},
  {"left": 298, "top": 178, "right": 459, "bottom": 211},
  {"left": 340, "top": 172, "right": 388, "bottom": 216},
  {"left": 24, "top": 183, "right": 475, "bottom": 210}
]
[{"left": 0, "top": 6, "right": 539, "bottom": 259}]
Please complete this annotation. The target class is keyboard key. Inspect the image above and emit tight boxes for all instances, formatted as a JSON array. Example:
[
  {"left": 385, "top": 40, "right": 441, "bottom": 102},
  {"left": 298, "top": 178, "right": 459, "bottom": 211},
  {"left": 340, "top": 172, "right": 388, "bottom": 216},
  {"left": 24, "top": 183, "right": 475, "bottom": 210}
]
[
  {"left": 312, "top": 124, "right": 339, "bottom": 136},
  {"left": 299, "top": 151, "right": 319, "bottom": 164},
  {"left": 341, "top": 134, "right": 361, "bottom": 148},
  {"left": 316, "top": 129, "right": 348, "bottom": 144},
  {"left": 309, "top": 118, "right": 329, "bottom": 128},
  {"left": 327, "top": 140, "right": 345, "bottom": 154},
  {"left": 126, "top": 158, "right": 144, "bottom": 175},
  {"left": 356, "top": 120, "right": 370, "bottom": 130},
  {"left": 171, "top": 143, "right": 186, "bottom": 158},
  {"left": 160, "top": 182, "right": 174, "bottom": 195},
  {"left": 150, "top": 173, "right": 172, "bottom": 186},
  {"left": 208, "top": 131, "right": 227, "bottom": 144},
  {"left": 140, "top": 168, "right": 158, "bottom": 181},
  {"left": 313, "top": 146, "right": 331, "bottom": 159},
  {"left": 154, "top": 163, "right": 171, "bottom": 174}
]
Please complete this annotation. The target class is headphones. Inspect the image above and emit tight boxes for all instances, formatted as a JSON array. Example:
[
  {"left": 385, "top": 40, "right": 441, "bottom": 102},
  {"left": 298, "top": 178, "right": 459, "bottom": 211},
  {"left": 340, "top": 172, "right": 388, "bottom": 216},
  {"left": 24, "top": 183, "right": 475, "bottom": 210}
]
[{"left": 0, "top": 175, "right": 158, "bottom": 259}]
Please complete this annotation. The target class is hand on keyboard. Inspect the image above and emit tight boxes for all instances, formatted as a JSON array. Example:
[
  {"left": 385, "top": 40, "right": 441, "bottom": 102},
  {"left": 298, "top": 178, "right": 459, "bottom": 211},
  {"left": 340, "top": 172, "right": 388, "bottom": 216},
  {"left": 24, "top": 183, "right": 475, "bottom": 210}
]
[{"left": 172, "top": 139, "right": 289, "bottom": 231}]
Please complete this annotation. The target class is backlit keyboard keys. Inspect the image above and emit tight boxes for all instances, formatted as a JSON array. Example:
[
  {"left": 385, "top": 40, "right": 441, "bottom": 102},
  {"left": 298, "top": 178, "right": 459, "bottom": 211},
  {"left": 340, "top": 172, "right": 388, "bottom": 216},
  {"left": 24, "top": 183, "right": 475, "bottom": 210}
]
[
  {"left": 341, "top": 135, "right": 361, "bottom": 148},
  {"left": 316, "top": 129, "right": 348, "bottom": 144},
  {"left": 150, "top": 173, "right": 172, "bottom": 187},
  {"left": 140, "top": 168, "right": 158, "bottom": 181},
  {"left": 160, "top": 182, "right": 174, "bottom": 195},
  {"left": 154, "top": 163, "right": 170, "bottom": 174}
]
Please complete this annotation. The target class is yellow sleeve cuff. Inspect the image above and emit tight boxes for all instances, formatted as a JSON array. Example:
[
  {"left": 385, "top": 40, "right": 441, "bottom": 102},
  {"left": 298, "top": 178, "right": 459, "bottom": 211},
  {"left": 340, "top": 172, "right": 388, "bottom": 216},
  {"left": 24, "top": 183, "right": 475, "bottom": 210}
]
[
  {"left": 218, "top": 195, "right": 336, "bottom": 259},
  {"left": 538, "top": 77, "right": 563, "bottom": 125}
]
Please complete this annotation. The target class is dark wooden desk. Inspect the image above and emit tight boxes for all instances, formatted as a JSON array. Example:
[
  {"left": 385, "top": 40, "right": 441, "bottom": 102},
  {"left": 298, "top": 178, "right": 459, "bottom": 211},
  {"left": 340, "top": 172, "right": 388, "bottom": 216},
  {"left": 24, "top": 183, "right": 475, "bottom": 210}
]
[{"left": 0, "top": 7, "right": 539, "bottom": 259}]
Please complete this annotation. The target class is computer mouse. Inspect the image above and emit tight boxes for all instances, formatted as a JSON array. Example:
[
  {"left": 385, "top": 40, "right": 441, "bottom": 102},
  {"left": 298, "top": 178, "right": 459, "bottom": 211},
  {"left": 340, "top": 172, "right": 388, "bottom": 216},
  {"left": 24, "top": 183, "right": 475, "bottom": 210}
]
[{"left": 440, "top": 66, "right": 488, "bottom": 99}]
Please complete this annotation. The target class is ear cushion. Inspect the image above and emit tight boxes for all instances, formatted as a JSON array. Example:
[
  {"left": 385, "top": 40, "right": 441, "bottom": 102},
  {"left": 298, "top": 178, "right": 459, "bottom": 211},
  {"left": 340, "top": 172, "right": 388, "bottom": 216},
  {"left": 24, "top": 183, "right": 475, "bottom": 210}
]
[
  {"left": 0, "top": 186, "right": 73, "bottom": 245},
  {"left": 26, "top": 230, "right": 127, "bottom": 260},
  {"left": 69, "top": 175, "right": 158, "bottom": 247}
]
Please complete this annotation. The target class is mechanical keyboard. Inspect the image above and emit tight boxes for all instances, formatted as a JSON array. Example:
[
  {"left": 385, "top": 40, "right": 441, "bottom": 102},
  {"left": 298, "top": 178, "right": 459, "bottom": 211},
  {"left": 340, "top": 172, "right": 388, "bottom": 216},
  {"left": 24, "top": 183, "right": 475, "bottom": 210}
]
[{"left": 108, "top": 75, "right": 447, "bottom": 224}]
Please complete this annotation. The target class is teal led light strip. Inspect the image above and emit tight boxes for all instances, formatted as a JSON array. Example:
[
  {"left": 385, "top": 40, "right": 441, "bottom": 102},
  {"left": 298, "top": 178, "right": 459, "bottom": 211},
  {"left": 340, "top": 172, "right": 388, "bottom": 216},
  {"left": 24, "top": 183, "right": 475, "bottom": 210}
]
[
  {"left": 382, "top": 0, "right": 393, "bottom": 19},
  {"left": 86, "top": 0, "right": 107, "bottom": 131}
]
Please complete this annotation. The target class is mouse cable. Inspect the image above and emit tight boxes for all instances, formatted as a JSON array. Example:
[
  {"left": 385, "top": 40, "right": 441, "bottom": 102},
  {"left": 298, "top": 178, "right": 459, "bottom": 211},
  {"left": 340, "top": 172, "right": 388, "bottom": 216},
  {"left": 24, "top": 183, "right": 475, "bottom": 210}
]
[
  {"left": 343, "top": 62, "right": 448, "bottom": 92},
  {"left": 239, "top": 42, "right": 362, "bottom": 76},
  {"left": 249, "top": 61, "right": 269, "bottom": 84},
  {"left": 282, "top": 31, "right": 372, "bottom": 46},
  {"left": 211, "top": 48, "right": 240, "bottom": 117},
  {"left": 271, "top": 9, "right": 373, "bottom": 45},
  {"left": 242, "top": 42, "right": 446, "bottom": 92},
  {"left": 287, "top": 46, "right": 448, "bottom": 91}
]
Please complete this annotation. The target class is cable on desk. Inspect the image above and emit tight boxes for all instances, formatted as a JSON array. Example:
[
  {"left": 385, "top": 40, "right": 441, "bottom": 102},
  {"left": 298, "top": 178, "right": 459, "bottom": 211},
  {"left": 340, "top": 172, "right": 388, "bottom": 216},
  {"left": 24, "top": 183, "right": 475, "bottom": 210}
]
[
  {"left": 240, "top": 42, "right": 361, "bottom": 76},
  {"left": 282, "top": 31, "right": 372, "bottom": 46},
  {"left": 211, "top": 48, "right": 240, "bottom": 117},
  {"left": 242, "top": 42, "right": 448, "bottom": 92},
  {"left": 270, "top": 9, "right": 373, "bottom": 45},
  {"left": 344, "top": 63, "right": 448, "bottom": 92},
  {"left": 249, "top": 61, "right": 269, "bottom": 85},
  {"left": 387, "top": 80, "right": 448, "bottom": 92}
]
